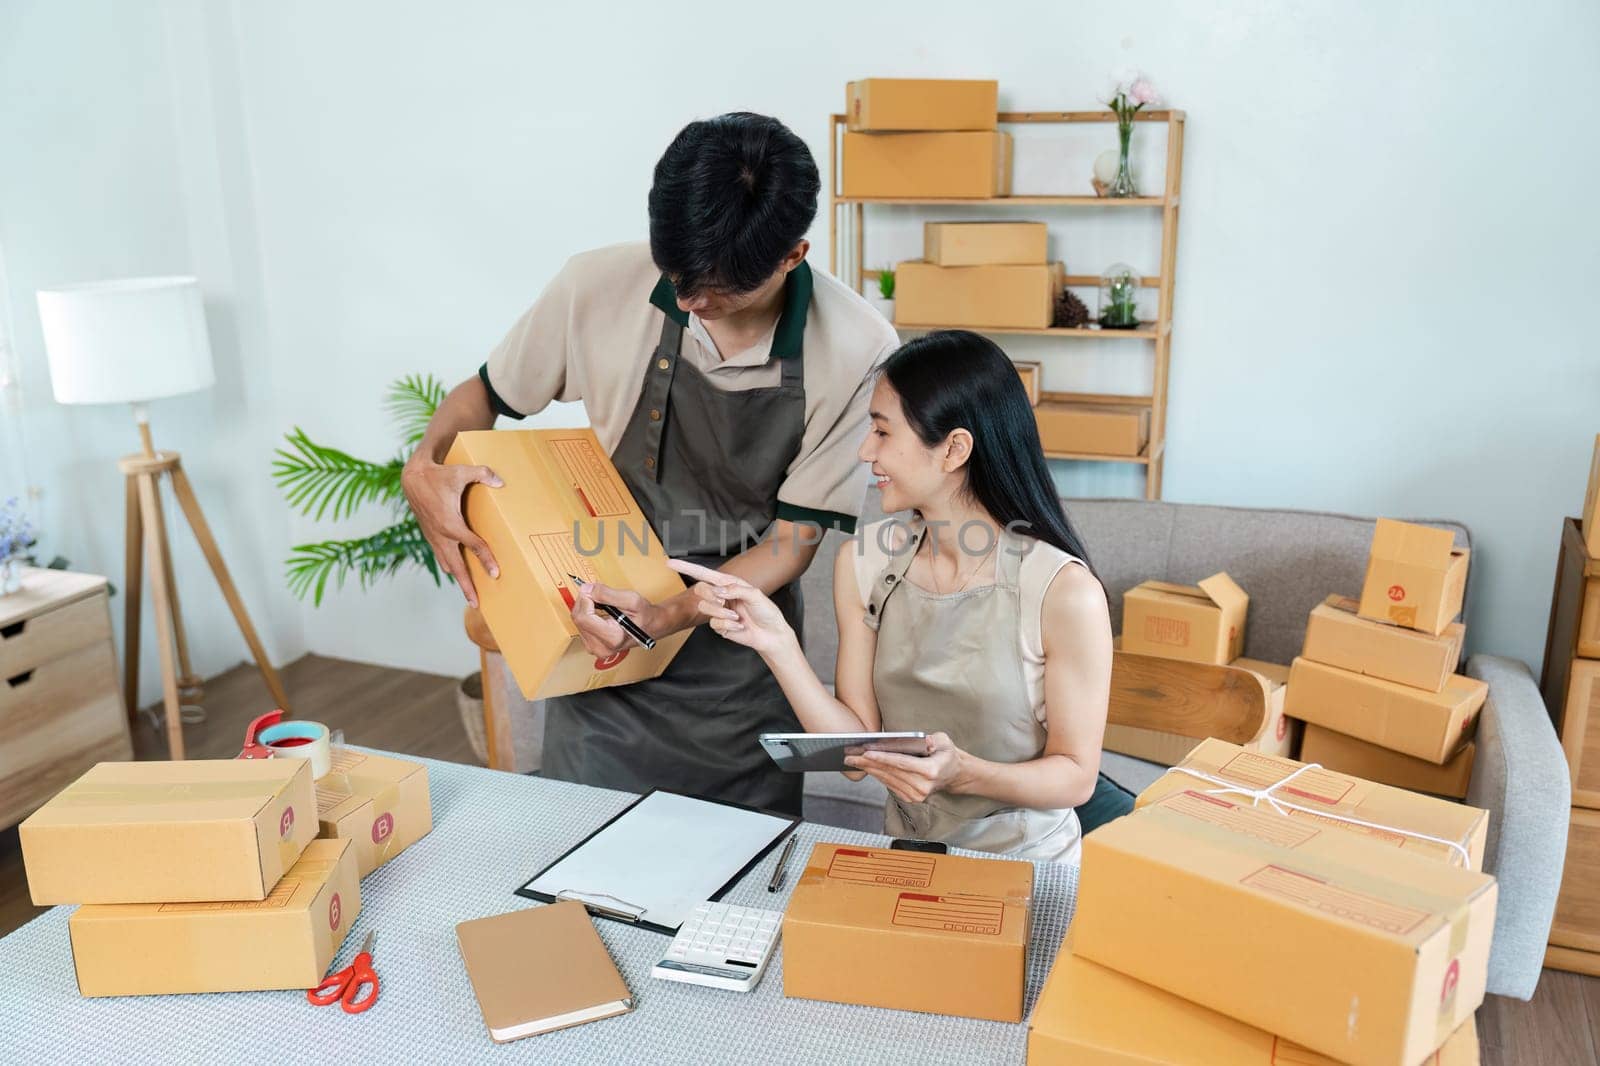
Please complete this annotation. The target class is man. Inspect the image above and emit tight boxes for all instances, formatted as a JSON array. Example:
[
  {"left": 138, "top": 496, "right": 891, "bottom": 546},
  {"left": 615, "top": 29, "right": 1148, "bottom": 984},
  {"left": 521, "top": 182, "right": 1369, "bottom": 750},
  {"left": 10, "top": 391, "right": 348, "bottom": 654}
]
[{"left": 403, "top": 112, "right": 898, "bottom": 815}]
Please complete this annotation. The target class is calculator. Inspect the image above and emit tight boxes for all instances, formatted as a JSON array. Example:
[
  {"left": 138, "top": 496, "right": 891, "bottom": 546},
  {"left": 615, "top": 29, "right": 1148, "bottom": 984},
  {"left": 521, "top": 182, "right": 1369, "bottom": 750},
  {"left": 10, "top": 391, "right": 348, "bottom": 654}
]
[{"left": 651, "top": 901, "right": 782, "bottom": 992}]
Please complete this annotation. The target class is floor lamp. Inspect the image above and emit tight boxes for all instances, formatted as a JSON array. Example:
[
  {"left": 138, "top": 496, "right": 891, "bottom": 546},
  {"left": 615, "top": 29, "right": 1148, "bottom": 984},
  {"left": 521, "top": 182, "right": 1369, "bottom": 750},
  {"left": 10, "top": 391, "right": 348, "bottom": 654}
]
[{"left": 36, "top": 276, "right": 290, "bottom": 758}]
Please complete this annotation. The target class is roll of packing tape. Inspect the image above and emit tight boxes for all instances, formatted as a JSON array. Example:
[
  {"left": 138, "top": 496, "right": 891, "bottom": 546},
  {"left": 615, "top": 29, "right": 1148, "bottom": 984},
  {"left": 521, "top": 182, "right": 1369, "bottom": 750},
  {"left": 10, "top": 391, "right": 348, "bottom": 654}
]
[{"left": 257, "top": 719, "right": 332, "bottom": 779}]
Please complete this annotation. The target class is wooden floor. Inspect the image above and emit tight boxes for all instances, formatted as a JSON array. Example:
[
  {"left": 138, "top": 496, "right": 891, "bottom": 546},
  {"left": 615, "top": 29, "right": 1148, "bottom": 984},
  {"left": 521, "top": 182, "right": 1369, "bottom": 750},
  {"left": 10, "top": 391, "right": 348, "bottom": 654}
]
[{"left": 0, "top": 653, "right": 1596, "bottom": 1064}]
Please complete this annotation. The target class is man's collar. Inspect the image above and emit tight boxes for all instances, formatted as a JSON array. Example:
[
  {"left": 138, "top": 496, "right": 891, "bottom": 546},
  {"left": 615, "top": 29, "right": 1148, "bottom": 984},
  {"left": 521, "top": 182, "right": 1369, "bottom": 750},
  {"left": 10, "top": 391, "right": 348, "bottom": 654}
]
[{"left": 648, "top": 260, "right": 812, "bottom": 359}]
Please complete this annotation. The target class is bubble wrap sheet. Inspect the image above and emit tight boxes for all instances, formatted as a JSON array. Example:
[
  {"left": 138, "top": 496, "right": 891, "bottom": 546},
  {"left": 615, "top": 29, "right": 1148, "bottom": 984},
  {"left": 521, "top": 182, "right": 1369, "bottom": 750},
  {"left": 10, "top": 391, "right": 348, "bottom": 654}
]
[{"left": 0, "top": 750, "right": 1079, "bottom": 1065}]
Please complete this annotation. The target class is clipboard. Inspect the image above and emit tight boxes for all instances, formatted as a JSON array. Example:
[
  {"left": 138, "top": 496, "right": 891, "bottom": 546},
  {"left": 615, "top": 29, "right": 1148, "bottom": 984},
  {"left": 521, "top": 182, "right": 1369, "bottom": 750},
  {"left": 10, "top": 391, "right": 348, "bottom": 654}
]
[{"left": 514, "top": 790, "right": 800, "bottom": 935}]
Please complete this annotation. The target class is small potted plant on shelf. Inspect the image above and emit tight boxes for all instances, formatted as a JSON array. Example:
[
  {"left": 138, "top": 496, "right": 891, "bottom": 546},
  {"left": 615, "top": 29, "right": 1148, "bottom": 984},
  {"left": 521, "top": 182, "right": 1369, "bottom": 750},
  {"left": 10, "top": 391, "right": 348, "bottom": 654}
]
[
  {"left": 1097, "top": 70, "right": 1162, "bottom": 198},
  {"left": 871, "top": 267, "right": 895, "bottom": 322},
  {"left": 0, "top": 497, "right": 36, "bottom": 595},
  {"left": 1098, "top": 263, "right": 1142, "bottom": 329}
]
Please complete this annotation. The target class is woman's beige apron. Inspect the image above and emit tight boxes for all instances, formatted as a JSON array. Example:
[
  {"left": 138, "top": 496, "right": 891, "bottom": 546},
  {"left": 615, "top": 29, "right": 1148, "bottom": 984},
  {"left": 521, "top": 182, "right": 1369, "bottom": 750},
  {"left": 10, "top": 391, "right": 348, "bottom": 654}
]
[{"left": 864, "top": 523, "right": 1081, "bottom": 862}]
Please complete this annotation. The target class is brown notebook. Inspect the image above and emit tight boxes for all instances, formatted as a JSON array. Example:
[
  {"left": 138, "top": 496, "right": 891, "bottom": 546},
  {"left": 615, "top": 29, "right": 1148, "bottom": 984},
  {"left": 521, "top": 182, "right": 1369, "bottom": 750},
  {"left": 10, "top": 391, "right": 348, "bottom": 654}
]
[{"left": 456, "top": 901, "right": 633, "bottom": 1043}]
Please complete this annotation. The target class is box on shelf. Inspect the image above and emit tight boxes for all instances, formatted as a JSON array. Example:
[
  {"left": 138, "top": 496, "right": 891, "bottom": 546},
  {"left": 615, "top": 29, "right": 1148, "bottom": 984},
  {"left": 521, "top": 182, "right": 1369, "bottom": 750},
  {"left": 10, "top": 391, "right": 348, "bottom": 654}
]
[
  {"left": 1300, "top": 724, "right": 1476, "bottom": 801},
  {"left": 1136, "top": 737, "right": 1487, "bottom": 869},
  {"left": 1560, "top": 659, "right": 1600, "bottom": 809},
  {"left": 1357, "top": 518, "right": 1469, "bottom": 636},
  {"left": 1027, "top": 941, "right": 1481, "bottom": 1066},
  {"left": 782, "top": 842, "right": 1032, "bottom": 1022},
  {"left": 1302, "top": 594, "right": 1464, "bottom": 692},
  {"left": 1104, "top": 657, "right": 1294, "bottom": 767},
  {"left": 1285, "top": 657, "right": 1487, "bottom": 765},
  {"left": 445, "top": 428, "right": 693, "bottom": 701},
  {"left": 923, "top": 221, "right": 1046, "bottom": 266},
  {"left": 316, "top": 748, "right": 433, "bottom": 878},
  {"left": 1074, "top": 790, "right": 1497, "bottom": 1066},
  {"left": 841, "top": 131, "right": 1012, "bottom": 199},
  {"left": 1013, "top": 361, "right": 1041, "bottom": 406},
  {"left": 68, "top": 838, "right": 361, "bottom": 997},
  {"left": 894, "top": 260, "right": 1060, "bottom": 330},
  {"left": 846, "top": 78, "right": 998, "bottom": 132},
  {"left": 20, "top": 758, "right": 316, "bottom": 906},
  {"left": 1550, "top": 807, "right": 1600, "bottom": 954},
  {"left": 1033, "top": 402, "right": 1149, "bottom": 458},
  {"left": 1120, "top": 573, "right": 1248, "bottom": 666}
]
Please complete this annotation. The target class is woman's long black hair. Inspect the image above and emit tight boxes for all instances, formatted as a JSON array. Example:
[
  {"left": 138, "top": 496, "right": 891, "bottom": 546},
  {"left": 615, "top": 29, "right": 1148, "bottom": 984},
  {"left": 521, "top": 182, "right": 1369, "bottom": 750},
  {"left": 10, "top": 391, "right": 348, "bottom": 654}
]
[{"left": 879, "top": 330, "right": 1098, "bottom": 576}]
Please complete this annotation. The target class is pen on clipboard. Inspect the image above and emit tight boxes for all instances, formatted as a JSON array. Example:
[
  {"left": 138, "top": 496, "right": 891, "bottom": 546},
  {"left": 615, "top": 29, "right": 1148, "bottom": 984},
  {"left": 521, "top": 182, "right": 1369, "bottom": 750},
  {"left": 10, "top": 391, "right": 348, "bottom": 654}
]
[
  {"left": 567, "top": 574, "right": 658, "bottom": 650},
  {"left": 767, "top": 835, "right": 798, "bottom": 893}
]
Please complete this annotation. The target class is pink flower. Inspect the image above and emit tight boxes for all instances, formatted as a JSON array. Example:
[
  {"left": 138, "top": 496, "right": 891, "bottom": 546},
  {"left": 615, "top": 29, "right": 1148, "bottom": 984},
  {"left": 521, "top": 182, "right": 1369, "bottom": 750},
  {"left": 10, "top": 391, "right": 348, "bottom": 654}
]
[{"left": 1128, "top": 78, "right": 1161, "bottom": 106}]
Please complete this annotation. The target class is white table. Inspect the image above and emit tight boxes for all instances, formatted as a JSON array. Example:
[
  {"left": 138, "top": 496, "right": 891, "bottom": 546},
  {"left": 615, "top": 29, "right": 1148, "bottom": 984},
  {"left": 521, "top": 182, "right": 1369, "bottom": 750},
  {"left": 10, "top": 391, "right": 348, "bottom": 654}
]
[{"left": 0, "top": 751, "right": 1080, "bottom": 1064}]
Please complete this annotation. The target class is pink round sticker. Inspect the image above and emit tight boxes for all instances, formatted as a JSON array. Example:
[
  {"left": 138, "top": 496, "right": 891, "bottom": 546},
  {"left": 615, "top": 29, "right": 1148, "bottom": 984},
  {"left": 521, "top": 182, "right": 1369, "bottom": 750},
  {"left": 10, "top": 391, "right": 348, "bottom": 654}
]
[
  {"left": 329, "top": 892, "right": 342, "bottom": 930},
  {"left": 371, "top": 812, "right": 395, "bottom": 845},
  {"left": 279, "top": 807, "right": 295, "bottom": 840}
]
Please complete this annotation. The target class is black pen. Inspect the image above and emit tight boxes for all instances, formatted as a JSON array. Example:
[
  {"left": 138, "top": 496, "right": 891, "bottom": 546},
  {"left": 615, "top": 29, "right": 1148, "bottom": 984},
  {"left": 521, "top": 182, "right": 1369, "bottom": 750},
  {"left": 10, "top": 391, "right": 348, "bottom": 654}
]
[
  {"left": 767, "top": 835, "right": 798, "bottom": 893},
  {"left": 566, "top": 573, "right": 657, "bottom": 650}
]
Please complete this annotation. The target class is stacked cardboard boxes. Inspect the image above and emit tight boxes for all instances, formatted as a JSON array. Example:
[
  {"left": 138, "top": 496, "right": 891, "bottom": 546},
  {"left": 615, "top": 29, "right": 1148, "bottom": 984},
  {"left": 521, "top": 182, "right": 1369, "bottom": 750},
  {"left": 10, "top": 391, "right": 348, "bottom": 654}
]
[
  {"left": 19, "top": 759, "right": 365, "bottom": 996},
  {"left": 1537, "top": 436, "right": 1600, "bottom": 977},
  {"left": 1031, "top": 740, "right": 1494, "bottom": 1065},
  {"left": 842, "top": 79, "right": 1008, "bottom": 198},
  {"left": 1285, "top": 519, "right": 1483, "bottom": 795}
]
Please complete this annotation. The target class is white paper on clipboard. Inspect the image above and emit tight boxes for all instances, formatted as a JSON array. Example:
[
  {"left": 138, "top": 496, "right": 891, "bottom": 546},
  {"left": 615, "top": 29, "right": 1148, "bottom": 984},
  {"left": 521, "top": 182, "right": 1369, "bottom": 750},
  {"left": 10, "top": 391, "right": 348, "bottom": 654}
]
[{"left": 525, "top": 792, "right": 795, "bottom": 931}]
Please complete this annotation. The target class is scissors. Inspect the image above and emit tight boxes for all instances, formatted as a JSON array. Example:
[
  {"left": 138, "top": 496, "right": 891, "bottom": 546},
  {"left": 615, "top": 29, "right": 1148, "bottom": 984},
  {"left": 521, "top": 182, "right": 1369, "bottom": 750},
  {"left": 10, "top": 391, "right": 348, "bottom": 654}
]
[{"left": 307, "top": 930, "right": 379, "bottom": 1014}]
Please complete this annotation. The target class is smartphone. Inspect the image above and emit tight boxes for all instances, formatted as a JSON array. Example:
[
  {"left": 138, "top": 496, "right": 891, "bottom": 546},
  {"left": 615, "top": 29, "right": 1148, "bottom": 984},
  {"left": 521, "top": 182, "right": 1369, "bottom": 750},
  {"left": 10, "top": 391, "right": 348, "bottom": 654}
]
[
  {"left": 889, "top": 838, "right": 948, "bottom": 854},
  {"left": 758, "top": 731, "right": 929, "bottom": 773}
]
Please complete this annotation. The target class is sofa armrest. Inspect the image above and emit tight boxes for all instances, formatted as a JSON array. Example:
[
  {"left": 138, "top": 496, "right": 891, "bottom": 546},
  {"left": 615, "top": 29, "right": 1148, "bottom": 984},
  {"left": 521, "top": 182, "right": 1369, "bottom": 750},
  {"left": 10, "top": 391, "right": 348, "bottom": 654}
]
[{"left": 1465, "top": 653, "right": 1572, "bottom": 1000}]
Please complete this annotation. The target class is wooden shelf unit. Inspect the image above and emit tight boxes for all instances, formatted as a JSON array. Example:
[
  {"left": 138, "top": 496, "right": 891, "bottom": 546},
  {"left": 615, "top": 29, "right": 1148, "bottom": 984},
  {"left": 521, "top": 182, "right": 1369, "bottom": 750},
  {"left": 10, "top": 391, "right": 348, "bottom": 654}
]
[{"left": 828, "top": 108, "right": 1186, "bottom": 499}]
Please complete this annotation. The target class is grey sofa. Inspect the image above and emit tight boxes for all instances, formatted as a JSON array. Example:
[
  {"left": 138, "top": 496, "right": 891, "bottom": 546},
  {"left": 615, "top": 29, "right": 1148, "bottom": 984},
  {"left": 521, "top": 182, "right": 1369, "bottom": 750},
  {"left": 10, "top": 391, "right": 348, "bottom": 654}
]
[{"left": 798, "top": 494, "right": 1570, "bottom": 1001}]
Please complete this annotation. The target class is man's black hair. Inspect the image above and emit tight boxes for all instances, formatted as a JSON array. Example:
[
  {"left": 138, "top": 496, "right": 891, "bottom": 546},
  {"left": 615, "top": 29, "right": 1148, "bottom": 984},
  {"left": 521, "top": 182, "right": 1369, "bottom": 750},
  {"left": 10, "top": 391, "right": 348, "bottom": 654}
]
[{"left": 648, "top": 112, "right": 820, "bottom": 297}]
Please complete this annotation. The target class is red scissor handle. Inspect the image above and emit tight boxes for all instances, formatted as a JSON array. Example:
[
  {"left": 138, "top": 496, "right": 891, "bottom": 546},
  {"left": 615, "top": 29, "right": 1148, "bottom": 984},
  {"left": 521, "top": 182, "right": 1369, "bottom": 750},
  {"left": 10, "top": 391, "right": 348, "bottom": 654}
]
[
  {"left": 239, "top": 709, "right": 285, "bottom": 761},
  {"left": 306, "top": 952, "right": 379, "bottom": 1014}
]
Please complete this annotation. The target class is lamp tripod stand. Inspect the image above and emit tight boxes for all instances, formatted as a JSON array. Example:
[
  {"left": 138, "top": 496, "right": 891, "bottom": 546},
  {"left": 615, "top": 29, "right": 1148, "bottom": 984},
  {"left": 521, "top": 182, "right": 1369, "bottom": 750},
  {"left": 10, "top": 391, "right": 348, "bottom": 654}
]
[{"left": 119, "top": 404, "right": 290, "bottom": 758}]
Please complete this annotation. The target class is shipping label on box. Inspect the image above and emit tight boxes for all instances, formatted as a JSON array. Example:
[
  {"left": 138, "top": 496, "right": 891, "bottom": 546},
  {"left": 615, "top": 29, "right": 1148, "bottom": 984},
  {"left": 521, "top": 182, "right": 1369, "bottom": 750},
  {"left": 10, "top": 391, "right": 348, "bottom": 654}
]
[
  {"left": 1135, "top": 737, "right": 1486, "bottom": 869},
  {"left": 841, "top": 131, "right": 1012, "bottom": 198},
  {"left": 1120, "top": 573, "right": 1248, "bottom": 665},
  {"left": 1304, "top": 593, "right": 1465, "bottom": 692},
  {"left": 894, "top": 260, "right": 1060, "bottom": 329},
  {"left": 1027, "top": 941, "right": 1481, "bottom": 1066},
  {"left": 782, "top": 843, "right": 1032, "bottom": 1022},
  {"left": 20, "top": 758, "right": 316, "bottom": 906},
  {"left": 446, "top": 428, "right": 692, "bottom": 700},
  {"left": 1358, "top": 519, "right": 1469, "bottom": 635},
  {"left": 1301, "top": 725, "right": 1476, "bottom": 801},
  {"left": 316, "top": 747, "right": 432, "bottom": 877},
  {"left": 69, "top": 838, "right": 361, "bottom": 997},
  {"left": 1286, "top": 657, "right": 1486, "bottom": 764},
  {"left": 846, "top": 78, "right": 998, "bottom": 131},
  {"left": 924, "top": 221, "right": 1047, "bottom": 266},
  {"left": 1074, "top": 796, "right": 1496, "bottom": 1066}
]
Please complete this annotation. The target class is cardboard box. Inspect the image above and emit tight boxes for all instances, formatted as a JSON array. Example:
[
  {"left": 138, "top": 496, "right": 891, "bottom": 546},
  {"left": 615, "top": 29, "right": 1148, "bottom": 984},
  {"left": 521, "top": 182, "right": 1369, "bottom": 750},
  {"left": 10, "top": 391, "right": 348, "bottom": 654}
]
[
  {"left": 1136, "top": 738, "right": 1487, "bottom": 870},
  {"left": 68, "top": 838, "right": 361, "bottom": 997},
  {"left": 1285, "top": 657, "right": 1487, "bottom": 765},
  {"left": 1550, "top": 806, "right": 1600, "bottom": 953},
  {"left": 1104, "top": 657, "right": 1295, "bottom": 766},
  {"left": 1561, "top": 659, "right": 1600, "bottom": 809},
  {"left": 1027, "top": 943, "right": 1480, "bottom": 1066},
  {"left": 20, "top": 759, "right": 316, "bottom": 905},
  {"left": 841, "top": 131, "right": 1012, "bottom": 199},
  {"left": 1301, "top": 724, "right": 1476, "bottom": 801},
  {"left": 1539, "top": 516, "right": 1599, "bottom": 740},
  {"left": 445, "top": 428, "right": 693, "bottom": 700},
  {"left": 1013, "top": 360, "right": 1041, "bottom": 406},
  {"left": 924, "top": 221, "right": 1047, "bottom": 266},
  {"left": 846, "top": 78, "right": 998, "bottom": 131},
  {"left": 894, "top": 260, "right": 1060, "bottom": 330},
  {"left": 782, "top": 842, "right": 1032, "bottom": 1021},
  {"left": 1074, "top": 794, "right": 1497, "bottom": 1066},
  {"left": 1358, "top": 519, "right": 1469, "bottom": 635},
  {"left": 1120, "top": 573, "right": 1249, "bottom": 666},
  {"left": 316, "top": 748, "right": 433, "bottom": 877},
  {"left": 1303, "top": 594, "right": 1465, "bottom": 692},
  {"left": 1033, "top": 402, "right": 1150, "bottom": 458}
]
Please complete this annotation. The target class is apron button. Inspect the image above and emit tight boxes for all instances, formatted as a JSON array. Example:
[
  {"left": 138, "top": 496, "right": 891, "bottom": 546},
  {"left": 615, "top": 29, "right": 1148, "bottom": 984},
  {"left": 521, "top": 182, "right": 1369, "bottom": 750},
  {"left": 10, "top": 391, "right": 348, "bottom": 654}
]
[
  {"left": 885, "top": 574, "right": 896, "bottom": 585},
  {"left": 657, "top": 358, "right": 671, "bottom": 371},
  {"left": 867, "top": 604, "right": 876, "bottom": 615},
  {"left": 649, "top": 408, "right": 662, "bottom": 421},
  {"left": 644, "top": 457, "right": 656, "bottom": 470}
]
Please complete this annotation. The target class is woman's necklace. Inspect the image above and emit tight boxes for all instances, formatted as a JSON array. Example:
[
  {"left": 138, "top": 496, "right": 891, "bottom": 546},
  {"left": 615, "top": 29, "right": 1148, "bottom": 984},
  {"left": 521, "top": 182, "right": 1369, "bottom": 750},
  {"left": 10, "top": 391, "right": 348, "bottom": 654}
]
[{"left": 927, "top": 529, "right": 1001, "bottom": 596}]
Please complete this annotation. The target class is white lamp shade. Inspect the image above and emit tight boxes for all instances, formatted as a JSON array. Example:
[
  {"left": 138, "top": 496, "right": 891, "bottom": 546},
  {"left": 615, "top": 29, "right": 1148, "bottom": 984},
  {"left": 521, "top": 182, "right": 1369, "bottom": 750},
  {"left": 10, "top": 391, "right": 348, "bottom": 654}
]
[{"left": 36, "top": 276, "right": 215, "bottom": 405}]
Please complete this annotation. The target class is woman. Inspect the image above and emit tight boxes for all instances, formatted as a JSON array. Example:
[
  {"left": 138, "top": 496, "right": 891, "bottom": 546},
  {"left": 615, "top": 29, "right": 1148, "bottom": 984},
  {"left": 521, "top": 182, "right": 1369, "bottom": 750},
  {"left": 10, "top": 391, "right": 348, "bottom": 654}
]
[{"left": 670, "top": 330, "right": 1115, "bottom": 862}]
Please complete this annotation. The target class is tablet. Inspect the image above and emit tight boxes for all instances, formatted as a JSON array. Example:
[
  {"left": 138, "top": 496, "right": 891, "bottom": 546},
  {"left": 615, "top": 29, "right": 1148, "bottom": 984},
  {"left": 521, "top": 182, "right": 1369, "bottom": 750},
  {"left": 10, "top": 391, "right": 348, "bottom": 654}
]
[{"left": 758, "top": 732, "right": 929, "bottom": 773}]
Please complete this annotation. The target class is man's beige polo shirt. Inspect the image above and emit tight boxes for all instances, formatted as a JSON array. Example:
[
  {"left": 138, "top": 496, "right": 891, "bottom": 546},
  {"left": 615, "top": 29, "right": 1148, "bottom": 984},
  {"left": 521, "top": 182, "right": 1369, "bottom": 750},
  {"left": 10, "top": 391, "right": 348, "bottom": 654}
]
[{"left": 480, "top": 240, "right": 899, "bottom": 533}]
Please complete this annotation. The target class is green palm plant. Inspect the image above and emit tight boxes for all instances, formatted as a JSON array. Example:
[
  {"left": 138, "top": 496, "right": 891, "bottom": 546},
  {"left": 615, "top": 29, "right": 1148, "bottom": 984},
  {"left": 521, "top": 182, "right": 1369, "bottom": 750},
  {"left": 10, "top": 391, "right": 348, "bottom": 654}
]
[{"left": 273, "top": 374, "right": 447, "bottom": 605}]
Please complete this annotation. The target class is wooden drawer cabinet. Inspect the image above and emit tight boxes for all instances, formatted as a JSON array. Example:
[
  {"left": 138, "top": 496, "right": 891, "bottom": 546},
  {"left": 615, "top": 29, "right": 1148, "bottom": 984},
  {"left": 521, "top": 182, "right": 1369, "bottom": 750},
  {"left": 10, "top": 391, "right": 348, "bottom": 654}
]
[
  {"left": 1563, "top": 660, "right": 1600, "bottom": 809},
  {"left": 1551, "top": 807, "right": 1600, "bottom": 954},
  {"left": 0, "top": 568, "right": 132, "bottom": 828}
]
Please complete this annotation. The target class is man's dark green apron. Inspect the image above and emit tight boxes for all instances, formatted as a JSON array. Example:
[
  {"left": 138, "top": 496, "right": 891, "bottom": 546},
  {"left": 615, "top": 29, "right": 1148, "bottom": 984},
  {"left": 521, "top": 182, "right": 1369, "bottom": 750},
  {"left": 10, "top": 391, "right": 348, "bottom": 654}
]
[{"left": 542, "top": 268, "right": 813, "bottom": 815}]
